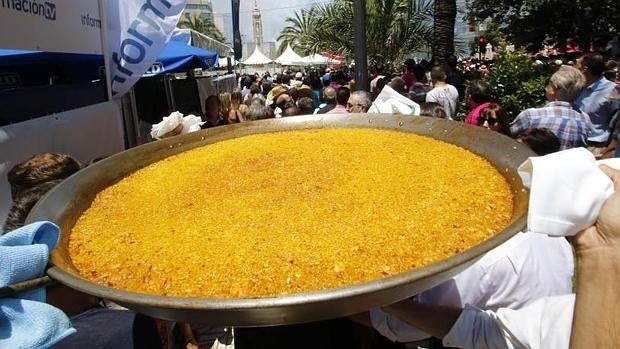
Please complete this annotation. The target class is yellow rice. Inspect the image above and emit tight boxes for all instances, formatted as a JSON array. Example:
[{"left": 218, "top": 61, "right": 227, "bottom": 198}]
[{"left": 68, "top": 128, "right": 514, "bottom": 298}]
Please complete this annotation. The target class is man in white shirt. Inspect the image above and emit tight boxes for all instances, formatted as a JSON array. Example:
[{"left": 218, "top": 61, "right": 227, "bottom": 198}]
[
  {"left": 425, "top": 66, "right": 459, "bottom": 119},
  {"left": 368, "top": 231, "right": 574, "bottom": 343}
]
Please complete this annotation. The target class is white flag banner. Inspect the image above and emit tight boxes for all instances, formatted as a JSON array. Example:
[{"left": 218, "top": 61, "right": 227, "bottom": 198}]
[{"left": 105, "top": 0, "right": 186, "bottom": 98}]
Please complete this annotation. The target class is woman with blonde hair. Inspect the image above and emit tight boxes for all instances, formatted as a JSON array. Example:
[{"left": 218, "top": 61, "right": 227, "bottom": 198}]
[
  {"left": 218, "top": 92, "right": 232, "bottom": 121},
  {"left": 230, "top": 89, "right": 246, "bottom": 123}
]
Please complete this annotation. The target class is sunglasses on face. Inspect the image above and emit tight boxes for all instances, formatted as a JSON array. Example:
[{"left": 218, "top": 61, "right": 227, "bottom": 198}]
[{"left": 479, "top": 116, "right": 499, "bottom": 125}]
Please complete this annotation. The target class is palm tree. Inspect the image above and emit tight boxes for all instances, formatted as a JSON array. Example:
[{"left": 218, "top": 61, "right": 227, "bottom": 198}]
[
  {"left": 278, "top": 0, "right": 433, "bottom": 66},
  {"left": 276, "top": 10, "right": 316, "bottom": 55},
  {"left": 178, "top": 13, "right": 226, "bottom": 43},
  {"left": 432, "top": 0, "right": 456, "bottom": 65}
]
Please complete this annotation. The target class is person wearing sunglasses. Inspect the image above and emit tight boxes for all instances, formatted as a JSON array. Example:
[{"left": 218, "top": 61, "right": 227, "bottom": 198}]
[{"left": 478, "top": 103, "right": 510, "bottom": 135}]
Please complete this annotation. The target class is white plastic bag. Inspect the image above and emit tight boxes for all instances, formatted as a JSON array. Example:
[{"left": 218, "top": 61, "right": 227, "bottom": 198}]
[
  {"left": 150, "top": 111, "right": 205, "bottom": 139},
  {"left": 368, "top": 85, "right": 420, "bottom": 116},
  {"left": 151, "top": 111, "right": 184, "bottom": 139}
]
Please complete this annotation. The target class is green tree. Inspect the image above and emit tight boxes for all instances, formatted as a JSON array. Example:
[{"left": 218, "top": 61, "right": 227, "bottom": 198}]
[
  {"left": 485, "top": 46, "right": 557, "bottom": 121},
  {"left": 178, "top": 13, "right": 226, "bottom": 43},
  {"left": 277, "top": 0, "right": 434, "bottom": 67},
  {"left": 276, "top": 10, "right": 313, "bottom": 55},
  {"left": 467, "top": 0, "right": 619, "bottom": 51}
]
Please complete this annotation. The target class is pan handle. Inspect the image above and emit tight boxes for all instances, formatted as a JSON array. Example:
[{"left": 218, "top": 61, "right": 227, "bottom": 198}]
[{"left": 0, "top": 275, "right": 57, "bottom": 298}]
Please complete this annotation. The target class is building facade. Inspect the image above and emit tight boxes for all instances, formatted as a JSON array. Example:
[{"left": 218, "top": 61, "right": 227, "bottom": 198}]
[
  {"left": 182, "top": 0, "right": 214, "bottom": 21},
  {"left": 213, "top": 12, "right": 233, "bottom": 44}
]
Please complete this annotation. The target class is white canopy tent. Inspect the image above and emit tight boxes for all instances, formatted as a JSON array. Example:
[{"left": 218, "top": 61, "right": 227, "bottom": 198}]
[
  {"left": 274, "top": 45, "right": 304, "bottom": 66},
  {"left": 301, "top": 53, "right": 344, "bottom": 65},
  {"left": 242, "top": 46, "right": 273, "bottom": 65}
]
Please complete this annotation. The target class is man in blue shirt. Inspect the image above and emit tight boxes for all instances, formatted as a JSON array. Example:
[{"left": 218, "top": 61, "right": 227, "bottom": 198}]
[{"left": 573, "top": 53, "right": 620, "bottom": 155}]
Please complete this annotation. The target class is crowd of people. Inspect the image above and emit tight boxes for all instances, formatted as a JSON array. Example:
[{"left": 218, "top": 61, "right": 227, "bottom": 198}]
[
  {"left": 190, "top": 51, "right": 618, "bottom": 160},
  {"left": 2, "top": 48, "right": 620, "bottom": 349}
]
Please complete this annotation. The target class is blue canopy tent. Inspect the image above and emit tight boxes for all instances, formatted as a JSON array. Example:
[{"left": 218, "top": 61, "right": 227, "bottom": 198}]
[
  {"left": 0, "top": 40, "right": 218, "bottom": 82},
  {"left": 0, "top": 49, "right": 106, "bottom": 125},
  {"left": 132, "top": 42, "right": 219, "bottom": 124},
  {"left": 0, "top": 41, "right": 218, "bottom": 125},
  {"left": 0, "top": 49, "right": 104, "bottom": 86},
  {"left": 143, "top": 40, "right": 218, "bottom": 76}
]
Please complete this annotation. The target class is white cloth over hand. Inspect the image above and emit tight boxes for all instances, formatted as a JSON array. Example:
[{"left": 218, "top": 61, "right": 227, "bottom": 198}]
[{"left": 518, "top": 147, "right": 614, "bottom": 236}]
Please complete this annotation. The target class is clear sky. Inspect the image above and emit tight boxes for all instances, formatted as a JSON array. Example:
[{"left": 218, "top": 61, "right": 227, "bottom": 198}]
[{"left": 211, "top": 0, "right": 328, "bottom": 44}]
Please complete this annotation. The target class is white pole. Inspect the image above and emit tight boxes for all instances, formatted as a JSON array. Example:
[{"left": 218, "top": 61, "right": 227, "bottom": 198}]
[{"left": 98, "top": 0, "right": 113, "bottom": 100}]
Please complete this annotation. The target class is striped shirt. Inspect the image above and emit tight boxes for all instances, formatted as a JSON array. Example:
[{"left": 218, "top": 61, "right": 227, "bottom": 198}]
[{"left": 510, "top": 101, "right": 591, "bottom": 150}]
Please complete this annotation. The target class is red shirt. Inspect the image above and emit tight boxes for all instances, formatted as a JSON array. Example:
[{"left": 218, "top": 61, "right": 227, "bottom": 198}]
[
  {"left": 402, "top": 72, "right": 415, "bottom": 91},
  {"left": 464, "top": 102, "right": 491, "bottom": 125}
]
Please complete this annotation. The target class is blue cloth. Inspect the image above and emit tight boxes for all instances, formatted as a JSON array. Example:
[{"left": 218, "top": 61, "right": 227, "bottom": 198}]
[
  {"left": 0, "top": 222, "right": 75, "bottom": 348},
  {"left": 573, "top": 77, "right": 620, "bottom": 143}
]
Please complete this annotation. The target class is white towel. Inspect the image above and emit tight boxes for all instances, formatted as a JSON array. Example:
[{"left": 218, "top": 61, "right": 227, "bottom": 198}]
[{"left": 517, "top": 148, "right": 615, "bottom": 236}]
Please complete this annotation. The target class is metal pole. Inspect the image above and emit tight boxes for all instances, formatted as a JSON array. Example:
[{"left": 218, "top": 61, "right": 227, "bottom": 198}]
[
  {"left": 353, "top": 0, "right": 368, "bottom": 91},
  {"left": 97, "top": 0, "right": 113, "bottom": 100},
  {"left": 232, "top": 0, "right": 242, "bottom": 61}
]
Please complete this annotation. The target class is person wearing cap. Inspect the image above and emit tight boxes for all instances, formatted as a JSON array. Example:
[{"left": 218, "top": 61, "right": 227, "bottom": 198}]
[
  {"left": 294, "top": 85, "right": 314, "bottom": 103},
  {"left": 273, "top": 92, "right": 293, "bottom": 118},
  {"left": 266, "top": 85, "right": 289, "bottom": 108},
  {"left": 290, "top": 72, "right": 304, "bottom": 88}
]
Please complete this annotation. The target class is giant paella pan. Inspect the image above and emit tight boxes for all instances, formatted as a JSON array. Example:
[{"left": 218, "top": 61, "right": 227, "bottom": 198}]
[{"left": 27, "top": 114, "right": 532, "bottom": 326}]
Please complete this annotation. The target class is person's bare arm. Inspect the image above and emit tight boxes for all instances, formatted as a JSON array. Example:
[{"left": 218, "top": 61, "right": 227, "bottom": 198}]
[
  {"left": 569, "top": 165, "right": 620, "bottom": 349},
  {"left": 381, "top": 299, "right": 463, "bottom": 339}
]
